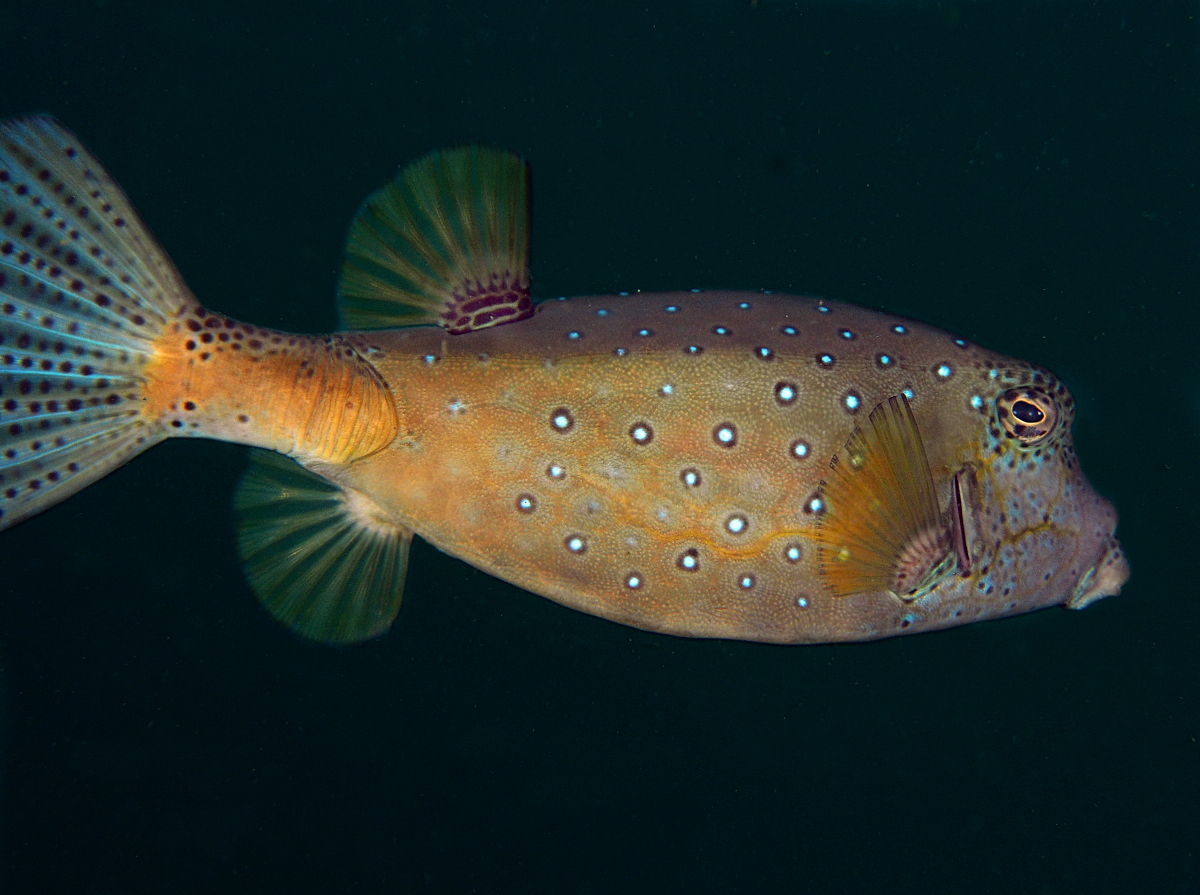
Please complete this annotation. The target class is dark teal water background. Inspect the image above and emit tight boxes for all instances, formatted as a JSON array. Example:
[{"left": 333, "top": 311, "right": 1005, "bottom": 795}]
[{"left": 2, "top": 2, "right": 1197, "bottom": 892}]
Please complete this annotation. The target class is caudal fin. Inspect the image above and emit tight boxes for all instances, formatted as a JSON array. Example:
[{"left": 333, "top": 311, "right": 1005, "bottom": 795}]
[{"left": 0, "top": 116, "right": 190, "bottom": 530}]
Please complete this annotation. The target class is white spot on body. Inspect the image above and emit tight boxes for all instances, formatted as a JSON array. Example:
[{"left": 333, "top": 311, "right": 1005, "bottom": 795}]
[{"left": 716, "top": 426, "right": 735, "bottom": 444}]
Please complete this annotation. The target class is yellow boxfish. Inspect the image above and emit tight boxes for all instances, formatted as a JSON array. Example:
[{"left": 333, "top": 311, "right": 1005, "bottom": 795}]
[{"left": 0, "top": 116, "right": 1128, "bottom": 645}]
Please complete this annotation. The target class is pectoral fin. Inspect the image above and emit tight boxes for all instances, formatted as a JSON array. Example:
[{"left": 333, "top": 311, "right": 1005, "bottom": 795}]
[
  {"left": 815, "top": 395, "right": 953, "bottom": 600},
  {"left": 234, "top": 450, "right": 411, "bottom": 645}
]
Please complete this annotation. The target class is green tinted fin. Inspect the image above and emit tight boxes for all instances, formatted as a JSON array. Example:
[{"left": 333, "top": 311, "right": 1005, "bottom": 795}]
[
  {"left": 234, "top": 450, "right": 412, "bottom": 645},
  {"left": 337, "top": 146, "right": 533, "bottom": 335}
]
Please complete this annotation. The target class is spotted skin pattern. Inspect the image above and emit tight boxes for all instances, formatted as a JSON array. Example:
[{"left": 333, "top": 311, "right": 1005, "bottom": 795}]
[{"left": 324, "top": 291, "right": 1128, "bottom": 643}]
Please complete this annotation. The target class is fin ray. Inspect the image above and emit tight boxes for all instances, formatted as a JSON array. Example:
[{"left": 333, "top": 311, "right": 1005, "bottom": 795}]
[
  {"left": 815, "top": 395, "right": 952, "bottom": 599},
  {"left": 0, "top": 116, "right": 191, "bottom": 530},
  {"left": 234, "top": 450, "right": 412, "bottom": 645},
  {"left": 337, "top": 146, "right": 533, "bottom": 334}
]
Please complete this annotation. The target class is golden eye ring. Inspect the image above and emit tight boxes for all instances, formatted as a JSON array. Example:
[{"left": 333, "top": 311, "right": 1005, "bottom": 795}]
[{"left": 996, "top": 387, "right": 1059, "bottom": 446}]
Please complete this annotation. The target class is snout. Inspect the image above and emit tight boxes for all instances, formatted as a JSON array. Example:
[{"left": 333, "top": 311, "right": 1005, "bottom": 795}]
[{"left": 1064, "top": 494, "right": 1129, "bottom": 610}]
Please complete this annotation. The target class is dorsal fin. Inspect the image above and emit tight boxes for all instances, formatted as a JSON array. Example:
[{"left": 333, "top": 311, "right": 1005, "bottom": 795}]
[
  {"left": 337, "top": 146, "right": 533, "bottom": 334},
  {"left": 234, "top": 450, "right": 412, "bottom": 645},
  {"left": 814, "top": 395, "right": 953, "bottom": 600}
]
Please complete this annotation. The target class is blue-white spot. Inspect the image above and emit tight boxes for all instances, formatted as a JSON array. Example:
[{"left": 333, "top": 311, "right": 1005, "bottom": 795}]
[
  {"left": 877, "top": 353, "right": 893, "bottom": 367},
  {"left": 844, "top": 393, "right": 861, "bottom": 411},
  {"left": 892, "top": 324, "right": 907, "bottom": 334},
  {"left": 936, "top": 363, "right": 952, "bottom": 379},
  {"left": 715, "top": 425, "right": 736, "bottom": 444},
  {"left": 785, "top": 545, "right": 802, "bottom": 563},
  {"left": 713, "top": 326, "right": 730, "bottom": 335},
  {"left": 738, "top": 302, "right": 752, "bottom": 310},
  {"left": 791, "top": 440, "right": 809, "bottom": 459},
  {"left": 954, "top": 338, "right": 967, "bottom": 348},
  {"left": 797, "top": 597, "right": 809, "bottom": 608},
  {"left": 423, "top": 354, "right": 437, "bottom": 365},
  {"left": 739, "top": 574, "right": 755, "bottom": 589},
  {"left": 547, "top": 464, "right": 565, "bottom": 479},
  {"left": 665, "top": 305, "right": 679, "bottom": 313},
  {"left": 596, "top": 308, "right": 609, "bottom": 317},
  {"left": 726, "top": 514, "right": 747, "bottom": 535},
  {"left": 568, "top": 331, "right": 582, "bottom": 340},
  {"left": 614, "top": 347, "right": 628, "bottom": 357},
  {"left": 781, "top": 326, "right": 798, "bottom": 336},
  {"left": 970, "top": 395, "right": 983, "bottom": 410},
  {"left": 839, "top": 329, "right": 855, "bottom": 340},
  {"left": 817, "top": 304, "right": 830, "bottom": 314},
  {"left": 902, "top": 388, "right": 914, "bottom": 400},
  {"left": 619, "top": 291, "right": 630, "bottom": 296},
  {"left": 637, "top": 328, "right": 654, "bottom": 337},
  {"left": 626, "top": 573, "right": 642, "bottom": 589},
  {"left": 806, "top": 496, "right": 824, "bottom": 514},
  {"left": 566, "top": 535, "right": 587, "bottom": 553},
  {"left": 659, "top": 383, "right": 674, "bottom": 396}
]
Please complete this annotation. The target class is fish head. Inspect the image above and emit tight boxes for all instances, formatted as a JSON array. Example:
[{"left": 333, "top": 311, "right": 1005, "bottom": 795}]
[{"left": 955, "top": 361, "right": 1129, "bottom": 616}]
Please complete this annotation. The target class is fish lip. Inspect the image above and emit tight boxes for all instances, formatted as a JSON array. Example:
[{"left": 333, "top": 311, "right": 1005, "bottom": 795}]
[{"left": 1065, "top": 538, "right": 1130, "bottom": 609}]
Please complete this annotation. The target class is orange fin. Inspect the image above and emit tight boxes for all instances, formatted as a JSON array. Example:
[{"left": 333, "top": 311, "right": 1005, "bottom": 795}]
[
  {"left": 337, "top": 146, "right": 533, "bottom": 334},
  {"left": 815, "top": 395, "right": 953, "bottom": 600}
]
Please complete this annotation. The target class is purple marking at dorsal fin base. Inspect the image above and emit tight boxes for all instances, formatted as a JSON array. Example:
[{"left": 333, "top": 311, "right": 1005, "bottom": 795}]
[{"left": 442, "top": 275, "right": 533, "bottom": 335}]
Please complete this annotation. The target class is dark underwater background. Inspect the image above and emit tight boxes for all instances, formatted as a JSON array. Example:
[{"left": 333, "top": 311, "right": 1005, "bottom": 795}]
[{"left": 1, "top": 2, "right": 1197, "bottom": 892}]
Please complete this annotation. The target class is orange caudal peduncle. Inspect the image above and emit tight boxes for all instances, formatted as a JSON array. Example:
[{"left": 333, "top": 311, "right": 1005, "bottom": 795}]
[{"left": 141, "top": 304, "right": 398, "bottom": 464}]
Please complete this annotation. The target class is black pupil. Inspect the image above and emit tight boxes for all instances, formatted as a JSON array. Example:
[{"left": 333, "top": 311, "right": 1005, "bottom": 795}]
[{"left": 1012, "top": 399, "right": 1046, "bottom": 424}]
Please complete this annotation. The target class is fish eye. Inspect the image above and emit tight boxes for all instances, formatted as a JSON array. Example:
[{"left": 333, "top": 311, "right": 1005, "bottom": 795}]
[{"left": 996, "top": 387, "right": 1059, "bottom": 447}]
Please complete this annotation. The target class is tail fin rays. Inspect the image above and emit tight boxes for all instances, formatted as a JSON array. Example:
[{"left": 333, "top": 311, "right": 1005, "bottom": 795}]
[{"left": 0, "top": 116, "right": 189, "bottom": 530}]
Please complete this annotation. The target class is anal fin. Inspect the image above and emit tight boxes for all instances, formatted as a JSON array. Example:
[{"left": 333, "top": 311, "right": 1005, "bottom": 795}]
[{"left": 234, "top": 450, "right": 412, "bottom": 645}]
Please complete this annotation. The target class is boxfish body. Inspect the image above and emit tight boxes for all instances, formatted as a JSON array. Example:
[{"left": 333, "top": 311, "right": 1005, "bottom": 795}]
[{"left": 0, "top": 117, "right": 1128, "bottom": 645}]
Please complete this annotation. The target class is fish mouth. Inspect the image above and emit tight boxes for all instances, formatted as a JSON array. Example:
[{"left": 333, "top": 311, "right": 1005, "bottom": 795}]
[{"left": 1065, "top": 537, "right": 1130, "bottom": 610}]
